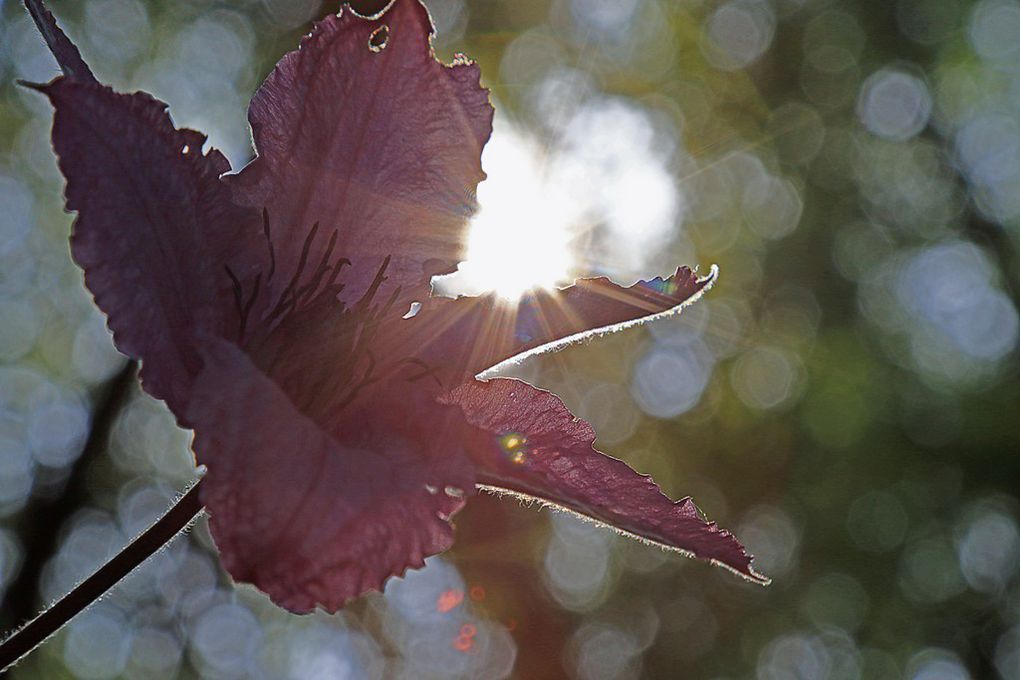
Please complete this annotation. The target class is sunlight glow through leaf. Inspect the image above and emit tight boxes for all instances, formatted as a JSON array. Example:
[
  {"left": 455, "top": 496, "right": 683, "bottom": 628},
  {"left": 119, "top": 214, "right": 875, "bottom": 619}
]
[{"left": 444, "top": 121, "right": 577, "bottom": 300}]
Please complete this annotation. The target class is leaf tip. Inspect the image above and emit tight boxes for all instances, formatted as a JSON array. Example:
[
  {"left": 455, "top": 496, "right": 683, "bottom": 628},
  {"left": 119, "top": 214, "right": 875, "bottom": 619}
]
[
  {"left": 710, "top": 550, "right": 771, "bottom": 587},
  {"left": 21, "top": 0, "right": 97, "bottom": 83},
  {"left": 14, "top": 79, "right": 48, "bottom": 93},
  {"left": 700, "top": 263, "right": 720, "bottom": 287},
  {"left": 740, "top": 561, "right": 773, "bottom": 587}
]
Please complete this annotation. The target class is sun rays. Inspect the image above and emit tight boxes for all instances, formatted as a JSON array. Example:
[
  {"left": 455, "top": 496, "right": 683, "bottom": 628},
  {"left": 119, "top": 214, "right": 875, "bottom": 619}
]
[{"left": 436, "top": 120, "right": 578, "bottom": 301}]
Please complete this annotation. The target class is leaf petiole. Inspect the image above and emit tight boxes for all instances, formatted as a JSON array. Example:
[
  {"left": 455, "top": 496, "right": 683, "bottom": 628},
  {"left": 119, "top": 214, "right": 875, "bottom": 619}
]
[{"left": 0, "top": 480, "right": 205, "bottom": 672}]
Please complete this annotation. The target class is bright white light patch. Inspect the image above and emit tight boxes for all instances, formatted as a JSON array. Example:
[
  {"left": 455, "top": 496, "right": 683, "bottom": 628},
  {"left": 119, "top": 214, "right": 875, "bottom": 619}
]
[
  {"left": 444, "top": 122, "right": 576, "bottom": 300},
  {"left": 439, "top": 99, "right": 685, "bottom": 300}
]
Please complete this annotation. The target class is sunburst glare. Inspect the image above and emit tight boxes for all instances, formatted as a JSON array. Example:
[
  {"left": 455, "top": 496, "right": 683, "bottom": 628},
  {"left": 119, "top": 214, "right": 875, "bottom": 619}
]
[
  {"left": 440, "top": 121, "right": 577, "bottom": 301},
  {"left": 436, "top": 97, "right": 689, "bottom": 303}
]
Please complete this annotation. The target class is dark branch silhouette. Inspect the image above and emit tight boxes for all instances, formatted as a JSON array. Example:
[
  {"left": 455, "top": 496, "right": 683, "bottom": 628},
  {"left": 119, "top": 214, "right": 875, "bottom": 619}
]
[
  {"left": 0, "top": 361, "right": 136, "bottom": 633},
  {"left": 0, "top": 480, "right": 205, "bottom": 672}
]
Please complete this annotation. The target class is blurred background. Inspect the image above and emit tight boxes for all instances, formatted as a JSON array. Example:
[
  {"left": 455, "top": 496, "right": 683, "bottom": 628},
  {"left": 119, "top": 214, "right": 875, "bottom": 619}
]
[{"left": 1, "top": 0, "right": 1019, "bottom": 677}]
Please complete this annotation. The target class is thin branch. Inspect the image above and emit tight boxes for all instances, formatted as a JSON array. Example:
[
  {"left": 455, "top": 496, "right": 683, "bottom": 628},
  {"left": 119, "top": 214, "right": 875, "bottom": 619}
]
[
  {"left": 1, "top": 360, "right": 137, "bottom": 632},
  {"left": 0, "top": 480, "right": 206, "bottom": 672}
]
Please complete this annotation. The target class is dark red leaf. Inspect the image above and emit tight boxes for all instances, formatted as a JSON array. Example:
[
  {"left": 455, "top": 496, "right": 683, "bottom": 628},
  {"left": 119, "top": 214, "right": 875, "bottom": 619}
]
[
  {"left": 228, "top": 0, "right": 493, "bottom": 308},
  {"left": 24, "top": 0, "right": 766, "bottom": 612},
  {"left": 443, "top": 377, "right": 769, "bottom": 585},
  {"left": 38, "top": 78, "right": 260, "bottom": 416},
  {"left": 188, "top": 339, "right": 479, "bottom": 612}
]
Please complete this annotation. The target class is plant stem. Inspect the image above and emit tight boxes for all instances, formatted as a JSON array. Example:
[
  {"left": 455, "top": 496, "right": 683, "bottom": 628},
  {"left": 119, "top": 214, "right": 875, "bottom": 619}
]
[
  {"left": 1, "top": 361, "right": 139, "bottom": 633},
  {"left": 0, "top": 479, "right": 205, "bottom": 673}
]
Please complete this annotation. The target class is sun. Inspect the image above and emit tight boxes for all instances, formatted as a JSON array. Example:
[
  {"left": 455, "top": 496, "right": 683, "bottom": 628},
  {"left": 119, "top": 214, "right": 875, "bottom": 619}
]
[{"left": 439, "top": 121, "right": 576, "bottom": 301}]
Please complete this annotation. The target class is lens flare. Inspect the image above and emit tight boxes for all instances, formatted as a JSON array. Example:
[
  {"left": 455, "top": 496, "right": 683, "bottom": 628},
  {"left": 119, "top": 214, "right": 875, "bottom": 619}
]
[{"left": 498, "top": 432, "right": 528, "bottom": 465}]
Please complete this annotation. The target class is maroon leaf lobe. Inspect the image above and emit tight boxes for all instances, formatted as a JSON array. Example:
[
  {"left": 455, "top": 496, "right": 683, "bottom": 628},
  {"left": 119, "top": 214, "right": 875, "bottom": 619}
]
[
  {"left": 39, "top": 78, "right": 259, "bottom": 416},
  {"left": 229, "top": 0, "right": 493, "bottom": 307},
  {"left": 444, "top": 377, "right": 769, "bottom": 585}
]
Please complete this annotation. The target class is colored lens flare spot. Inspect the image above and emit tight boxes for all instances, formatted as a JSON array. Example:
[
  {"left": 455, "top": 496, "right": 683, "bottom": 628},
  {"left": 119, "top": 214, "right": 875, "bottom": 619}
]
[
  {"left": 436, "top": 588, "right": 464, "bottom": 613},
  {"left": 453, "top": 623, "right": 478, "bottom": 653},
  {"left": 499, "top": 432, "right": 528, "bottom": 464}
]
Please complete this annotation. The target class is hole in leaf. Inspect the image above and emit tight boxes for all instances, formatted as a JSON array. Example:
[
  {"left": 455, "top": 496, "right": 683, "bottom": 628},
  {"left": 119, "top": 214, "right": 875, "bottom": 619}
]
[
  {"left": 368, "top": 25, "right": 389, "bottom": 52},
  {"left": 403, "top": 301, "right": 421, "bottom": 319}
]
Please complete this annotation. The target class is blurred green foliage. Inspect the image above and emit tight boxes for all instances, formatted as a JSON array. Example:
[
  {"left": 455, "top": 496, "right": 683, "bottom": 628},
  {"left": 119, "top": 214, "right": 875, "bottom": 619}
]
[{"left": 0, "top": 0, "right": 1018, "bottom": 678}]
